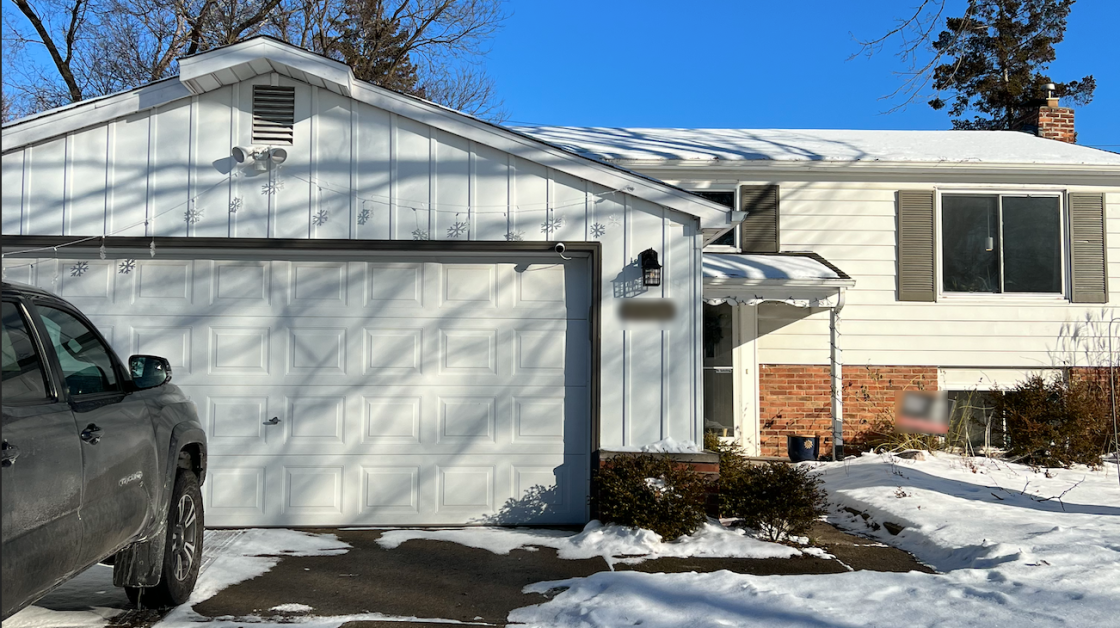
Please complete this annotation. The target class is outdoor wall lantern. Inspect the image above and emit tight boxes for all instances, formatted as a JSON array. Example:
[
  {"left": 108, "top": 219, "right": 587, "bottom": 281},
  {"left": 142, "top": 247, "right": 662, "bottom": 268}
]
[{"left": 639, "top": 248, "right": 662, "bottom": 287}]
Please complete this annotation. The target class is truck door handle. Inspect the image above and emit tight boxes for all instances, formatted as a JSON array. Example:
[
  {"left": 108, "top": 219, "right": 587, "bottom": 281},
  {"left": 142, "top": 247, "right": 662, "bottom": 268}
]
[
  {"left": 80, "top": 424, "right": 103, "bottom": 445},
  {"left": 1, "top": 441, "right": 19, "bottom": 467}
]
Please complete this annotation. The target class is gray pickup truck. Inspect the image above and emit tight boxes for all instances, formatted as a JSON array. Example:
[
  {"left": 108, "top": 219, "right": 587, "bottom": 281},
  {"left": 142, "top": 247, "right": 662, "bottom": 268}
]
[{"left": 2, "top": 280, "right": 207, "bottom": 618}]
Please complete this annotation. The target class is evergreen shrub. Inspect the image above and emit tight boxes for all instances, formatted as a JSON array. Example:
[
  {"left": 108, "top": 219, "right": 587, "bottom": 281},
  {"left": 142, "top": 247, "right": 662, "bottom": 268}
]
[
  {"left": 592, "top": 454, "right": 707, "bottom": 541},
  {"left": 992, "top": 375, "right": 1111, "bottom": 468}
]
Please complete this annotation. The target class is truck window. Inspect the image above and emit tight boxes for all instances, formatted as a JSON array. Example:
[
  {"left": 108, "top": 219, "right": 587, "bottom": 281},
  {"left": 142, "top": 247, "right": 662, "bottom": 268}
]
[
  {"left": 36, "top": 305, "right": 120, "bottom": 397},
  {"left": 1, "top": 302, "right": 50, "bottom": 403}
]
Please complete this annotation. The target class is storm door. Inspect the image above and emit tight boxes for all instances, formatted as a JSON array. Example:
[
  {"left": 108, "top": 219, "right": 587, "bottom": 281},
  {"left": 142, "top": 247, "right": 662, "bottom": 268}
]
[{"left": 703, "top": 303, "right": 735, "bottom": 438}]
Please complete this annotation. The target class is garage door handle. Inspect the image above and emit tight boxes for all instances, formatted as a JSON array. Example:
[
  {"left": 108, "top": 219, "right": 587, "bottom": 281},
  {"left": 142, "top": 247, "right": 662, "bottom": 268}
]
[
  {"left": 264, "top": 417, "right": 280, "bottom": 425},
  {"left": 1, "top": 441, "right": 18, "bottom": 467}
]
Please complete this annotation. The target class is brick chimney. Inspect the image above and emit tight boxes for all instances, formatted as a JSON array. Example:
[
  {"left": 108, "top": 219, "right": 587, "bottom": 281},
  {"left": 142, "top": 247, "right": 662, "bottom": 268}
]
[{"left": 1028, "top": 93, "right": 1077, "bottom": 144}]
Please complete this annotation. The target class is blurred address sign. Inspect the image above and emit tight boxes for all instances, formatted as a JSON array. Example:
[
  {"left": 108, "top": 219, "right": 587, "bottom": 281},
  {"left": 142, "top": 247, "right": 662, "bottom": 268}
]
[{"left": 618, "top": 299, "right": 677, "bottom": 321}]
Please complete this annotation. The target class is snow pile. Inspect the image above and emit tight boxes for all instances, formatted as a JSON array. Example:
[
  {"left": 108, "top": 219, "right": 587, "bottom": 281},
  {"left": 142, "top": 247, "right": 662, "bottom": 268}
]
[
  {"left": 155, "top": 529, "right": 350, "bottom": 628},
  {"left": 510, "top": 453, "right": 1120, "bottom": 627},
  {"left": 270, "top": 603, "right": 313, "bottom": 613},
  {"left": 378, "top": 520, "right": 799, "bottom": 567},
  {"left": 608, "top": 437, "right": 703, "bottom": 454},
  {"left": 0, "top": 606, "right": 120, "bottom": 628}
]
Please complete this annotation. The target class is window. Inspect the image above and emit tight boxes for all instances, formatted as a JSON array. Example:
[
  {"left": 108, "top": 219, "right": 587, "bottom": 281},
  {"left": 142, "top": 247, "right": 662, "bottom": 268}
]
[
  {"left": 2, "top": 302, "right": 50, "bottom": 402},
  {"left": 941, "top": 194, "right": 1063, "bottom": 294},
  {"left": 36, "top": 306, "right": 120, "bottom": 396},
  {"left": 695, "top": 191, "right": 737, "bottom": 247}
]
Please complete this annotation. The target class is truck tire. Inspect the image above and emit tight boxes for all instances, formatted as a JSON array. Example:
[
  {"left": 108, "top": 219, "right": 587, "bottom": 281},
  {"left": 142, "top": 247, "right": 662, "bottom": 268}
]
[{"left": 125, "top": 470, "right": 204, "bottom": 609}]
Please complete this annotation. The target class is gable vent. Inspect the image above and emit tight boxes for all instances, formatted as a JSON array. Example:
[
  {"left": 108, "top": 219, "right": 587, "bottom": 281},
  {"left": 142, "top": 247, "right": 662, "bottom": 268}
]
[{"left": 252, "top": 85, "right": 295, "bottom": 145}]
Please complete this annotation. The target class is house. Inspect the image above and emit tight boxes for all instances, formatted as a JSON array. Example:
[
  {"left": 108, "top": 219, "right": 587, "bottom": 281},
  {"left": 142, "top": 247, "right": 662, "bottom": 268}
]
[
  {"left": 4, "top": 37, "right": 1117, "bottom": 528},
  {"left": 1, "top": 37, "right": 739, "bottom": 527},
  {"left": 517, "top": 123, "right": 1120, "bottom": 458}
]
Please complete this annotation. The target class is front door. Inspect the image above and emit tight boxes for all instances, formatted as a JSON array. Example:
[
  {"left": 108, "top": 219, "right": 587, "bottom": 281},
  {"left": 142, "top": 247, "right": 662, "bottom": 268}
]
[
  {"left": 1, "top": 300, "right": 85, "bottom": 618},
  {"left": 702, "top": 303, "right": 735, "bottom": 439},
  {"left": 702, "top": 302, "right": 760, "bottom": 454}
]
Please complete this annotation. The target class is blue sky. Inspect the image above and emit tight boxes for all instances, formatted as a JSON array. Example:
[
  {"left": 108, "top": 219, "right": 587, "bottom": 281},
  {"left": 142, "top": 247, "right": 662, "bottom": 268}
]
[{"left": 484, "top": 0, "right": 1119, "bottom": 150}]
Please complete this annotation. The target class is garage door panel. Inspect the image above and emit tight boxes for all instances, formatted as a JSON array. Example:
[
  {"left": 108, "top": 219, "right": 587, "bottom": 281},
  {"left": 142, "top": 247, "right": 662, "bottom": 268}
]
[
  {"left": 365, "top": 262, "right": 424, "bottom": 309},
  {"left": 286, "top": 327, "right": 347, "bottom": 376},
  {"left": 210, "top": 260, "right": 273, "bottom": 310}
]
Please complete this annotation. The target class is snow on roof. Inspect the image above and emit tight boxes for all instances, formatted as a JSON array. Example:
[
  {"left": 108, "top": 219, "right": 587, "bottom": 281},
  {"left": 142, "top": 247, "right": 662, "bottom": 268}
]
[
  {"left": 516, "top": 126, "right": 1120, "bottom": 166},
  {"left": 703, "top": 253, "right": 849, "bottom": 283}
]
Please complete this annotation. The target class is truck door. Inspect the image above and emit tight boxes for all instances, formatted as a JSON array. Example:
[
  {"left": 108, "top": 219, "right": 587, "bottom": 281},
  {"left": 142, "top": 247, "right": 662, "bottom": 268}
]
[
  {"left": 31, "top": 302, "right": 157, "bottom": 568},
  {"left": 1, "top": 300, "right": 84, "bottom": 619}
]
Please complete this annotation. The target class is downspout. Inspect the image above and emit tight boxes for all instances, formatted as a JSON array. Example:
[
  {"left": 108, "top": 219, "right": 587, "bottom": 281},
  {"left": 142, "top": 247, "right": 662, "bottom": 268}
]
[{"left": 830, "top": 288, "right": 847, "bottom": 461}]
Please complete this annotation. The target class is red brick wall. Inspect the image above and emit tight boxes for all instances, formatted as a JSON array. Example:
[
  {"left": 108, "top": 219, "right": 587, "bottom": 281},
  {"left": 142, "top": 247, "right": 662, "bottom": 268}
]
[
  {"left": 1070, "top": 366, "right": 1120, "bottom": 390},
  {"left": 758, "top": 365, "right": 939, "bottom": 458}
]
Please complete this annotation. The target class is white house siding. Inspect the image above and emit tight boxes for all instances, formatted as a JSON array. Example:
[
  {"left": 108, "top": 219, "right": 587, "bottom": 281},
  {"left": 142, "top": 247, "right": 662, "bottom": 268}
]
[
  {"left": 1, "top": 74, "right": 703, "bottom": 453},
  {"left": 689, "top": 178, "right": 1119, "bottom": 370}
]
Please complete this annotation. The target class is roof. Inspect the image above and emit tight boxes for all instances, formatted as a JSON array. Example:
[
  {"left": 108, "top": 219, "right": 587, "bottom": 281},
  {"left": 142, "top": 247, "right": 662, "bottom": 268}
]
[
  {"left": 703, "top": 252, "right": 854, "bottom": 287},
  {"left": 1, "top": 38, "right": 735, "bottom": 231},
  {"left": 515, "top": 127, "right": 1120, "bottom": 167}
]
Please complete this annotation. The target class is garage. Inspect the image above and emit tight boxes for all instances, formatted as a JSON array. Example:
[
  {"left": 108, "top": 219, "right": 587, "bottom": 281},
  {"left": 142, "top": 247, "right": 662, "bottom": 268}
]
[
  {"left": 2, "top": 37, "right": 736, "bottom": 527},
  {"left": 14, "top": 248, "right": 592, "bottom": 526}
]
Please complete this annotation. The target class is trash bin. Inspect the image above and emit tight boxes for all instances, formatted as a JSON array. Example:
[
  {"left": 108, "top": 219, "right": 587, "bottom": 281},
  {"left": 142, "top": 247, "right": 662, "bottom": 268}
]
[{"left": 787, "top": 435, "right": 820, "bottom": 462}]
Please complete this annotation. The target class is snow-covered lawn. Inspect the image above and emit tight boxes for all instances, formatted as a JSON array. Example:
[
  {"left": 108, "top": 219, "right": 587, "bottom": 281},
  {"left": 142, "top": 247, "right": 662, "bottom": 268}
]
[{"left": 509, "top": 453, "right": 1120, "bottom": 628}]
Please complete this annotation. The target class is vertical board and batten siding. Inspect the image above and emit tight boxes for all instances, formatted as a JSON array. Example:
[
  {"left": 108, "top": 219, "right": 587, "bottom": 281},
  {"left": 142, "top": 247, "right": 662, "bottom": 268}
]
[
  {"left": 0, "top": 74, "right": 701, "bottom": 451},
  {"left": 746, "top": 182, "right": 1119, "bottom": 369}
]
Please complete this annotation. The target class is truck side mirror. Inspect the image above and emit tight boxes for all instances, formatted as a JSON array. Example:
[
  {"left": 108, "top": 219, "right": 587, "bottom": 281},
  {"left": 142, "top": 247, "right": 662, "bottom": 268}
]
[{"left": 128, "top": 355, "right": 172, "bottom": 390}]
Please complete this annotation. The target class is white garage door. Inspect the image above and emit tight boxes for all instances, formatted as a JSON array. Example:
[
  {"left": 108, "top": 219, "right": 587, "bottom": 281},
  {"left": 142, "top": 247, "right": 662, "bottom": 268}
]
[{"left": 23, "top": 252, "right": 591, "bottom": 526}]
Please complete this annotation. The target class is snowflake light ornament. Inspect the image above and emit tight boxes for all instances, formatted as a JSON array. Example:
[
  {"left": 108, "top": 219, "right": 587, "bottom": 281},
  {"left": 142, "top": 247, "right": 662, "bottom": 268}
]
[
  {"left": 70, "top": 262, "right": 89, "bottom": 277},
  {"left": 229, "top": 197, "right": 242, "bottom": 213},
  {"left": 185, "top": 207, "right": 204, "bottom": 224},
  {"left": 118, "top": 259, "right": 136, "bottom": 274},
  {"left": 312, "top": 209, "right": 329, "bottom": 227},
  {"left": 261, "top": 179, "right": 284, "bottom": 196},
  {"left": 412, "top": 229, "right": 430, "bottom": 241},
  {"left": 541, "top": 215, "right": 564, "bottom": 235},
  {"left": 590, "top": 223, "right": 606, "bottom": 239},
  {"left": 357, "top": 208, "right": 371, "bottom": 226},
  {"left": 607, "top": 214, "right": 620, "bottom": 227},
  {"left": 505, "top": 230, "right": 524, "bottom": 242},
  {"left": 446, "top": 221, "right": 469, "bottom": 239}
]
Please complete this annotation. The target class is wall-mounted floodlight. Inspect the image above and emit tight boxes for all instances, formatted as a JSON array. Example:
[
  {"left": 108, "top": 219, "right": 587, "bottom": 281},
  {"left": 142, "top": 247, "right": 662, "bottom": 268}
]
[{"left": 232, "top": 146, "right": 288, "bottom": 171}]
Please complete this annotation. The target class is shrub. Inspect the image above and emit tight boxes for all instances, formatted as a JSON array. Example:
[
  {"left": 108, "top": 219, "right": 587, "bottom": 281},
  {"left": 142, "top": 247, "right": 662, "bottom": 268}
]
[
  {"left": 592, "top": 454, "right": 707, "bottom": 540},
  {"left": 992, "top": 375, "right": 1111, "bottom": 468},
  {"left": 718, "top": 448, "right": 828, "bottom": 542}
]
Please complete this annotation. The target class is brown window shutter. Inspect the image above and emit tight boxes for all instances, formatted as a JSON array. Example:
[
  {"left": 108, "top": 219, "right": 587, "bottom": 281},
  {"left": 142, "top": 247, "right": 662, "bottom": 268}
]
[
  {"left": 1069, "top": 193, "right": 1108, "bottom": 304},
  {"left": 738, "top": 185, "right": 779, "bottom": 253},
  {"left": 898, "top": 190, "right": 936, "bottom": 302}
]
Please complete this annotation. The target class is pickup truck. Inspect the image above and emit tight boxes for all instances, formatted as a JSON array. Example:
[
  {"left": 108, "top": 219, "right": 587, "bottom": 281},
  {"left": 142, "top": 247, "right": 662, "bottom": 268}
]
[{"left": 2, "top": 280, "right": 207, "bottom": 618}]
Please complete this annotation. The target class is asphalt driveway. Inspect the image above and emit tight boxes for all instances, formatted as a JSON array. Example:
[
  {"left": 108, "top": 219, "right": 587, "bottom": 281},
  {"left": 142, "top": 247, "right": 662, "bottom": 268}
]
[{"left": 13, "top": 523, "right": 931, "bottom": 628}]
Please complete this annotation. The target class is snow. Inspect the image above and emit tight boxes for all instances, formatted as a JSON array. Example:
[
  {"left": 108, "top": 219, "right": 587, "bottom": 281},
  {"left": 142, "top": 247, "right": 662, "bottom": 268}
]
[
  {"left": 270, "top": 603, "right": 313, "bottom": 613},
  {"left": 154, "top": 529, "right": 350, "bottom": 628},
  {"left": 508, "top": 453, "right": 1120, "bottom": 627},
  {"left": 515, "top": 126, "right": 1120, "bottom": 166},
  {"left": 378, "top": 520, "right": 800, "bottom": 568},
  {"left": 704, "top": 254, "right": 842, "bottom": 282},
  {"left": 608, "top": 437, "right": 704, "bottom": 453}
]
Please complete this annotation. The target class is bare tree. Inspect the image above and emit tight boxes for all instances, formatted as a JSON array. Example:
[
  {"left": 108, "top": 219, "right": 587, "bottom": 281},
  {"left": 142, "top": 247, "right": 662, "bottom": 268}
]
[{"left": 2, "top": 0, "right": 507, "bottom": 120}]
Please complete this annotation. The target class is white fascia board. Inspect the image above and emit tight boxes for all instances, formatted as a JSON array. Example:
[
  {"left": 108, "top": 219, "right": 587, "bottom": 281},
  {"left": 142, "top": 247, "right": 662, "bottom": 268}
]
[
  {"left": 348, "top": 82, "right": 733, "bottom": 228},
  {"left": 178, "top": 38, "right": 354, "bottom": 96},
  {"left": 2, "top": 79, "right": 190, "bottom": 152},
  {"left": 617, "top": 159, "right": 1120, "bottom": 183}
]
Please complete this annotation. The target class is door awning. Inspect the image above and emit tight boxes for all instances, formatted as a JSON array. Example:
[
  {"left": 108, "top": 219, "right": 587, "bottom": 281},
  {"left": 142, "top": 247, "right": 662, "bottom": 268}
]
[{"left": 702, "top": 252, "right": 854, "bottom": 308}]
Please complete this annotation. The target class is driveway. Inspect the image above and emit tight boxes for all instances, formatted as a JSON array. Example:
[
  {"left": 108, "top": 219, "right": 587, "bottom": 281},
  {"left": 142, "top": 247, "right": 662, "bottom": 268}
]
[{"left": 8, "top": 523, "right": 930, "bottom": 628}]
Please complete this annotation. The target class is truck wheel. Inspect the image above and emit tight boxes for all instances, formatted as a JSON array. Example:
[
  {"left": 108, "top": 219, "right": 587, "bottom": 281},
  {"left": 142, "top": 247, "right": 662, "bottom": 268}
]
[{"left": 126, "top": 470, "right": 204, "bottom": 609}]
